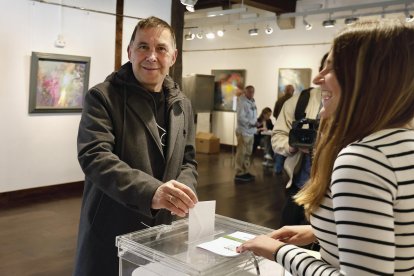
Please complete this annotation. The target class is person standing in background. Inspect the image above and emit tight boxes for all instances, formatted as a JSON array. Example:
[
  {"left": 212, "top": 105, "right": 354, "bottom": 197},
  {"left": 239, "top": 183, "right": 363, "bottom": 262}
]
[
  {"left": 234, "top": 85, "right": 257, "bottom": 182},
  {"left": 272, "top": 84, "right": 294, "bottom": 174},
  {"left": 271, "top": 54, "right": 328, "bottom": 227},
  {"left": 74, "top": 16, "right": 198, "bottom": 276}
]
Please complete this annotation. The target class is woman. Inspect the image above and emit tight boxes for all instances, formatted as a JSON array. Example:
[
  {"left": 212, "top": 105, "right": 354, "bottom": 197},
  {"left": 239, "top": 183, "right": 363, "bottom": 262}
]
[
  {"left": 237, "top": 19, "right": 414, "bottom": 275},
  {"left": 253, "top": 107, "right": 274, "bottom": 163}
]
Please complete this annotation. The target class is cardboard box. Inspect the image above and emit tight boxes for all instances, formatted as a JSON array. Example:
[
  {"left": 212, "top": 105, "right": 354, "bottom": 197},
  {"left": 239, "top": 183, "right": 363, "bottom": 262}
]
[{"left": 195, "top": 132, "right": 220, "bottom": 154}]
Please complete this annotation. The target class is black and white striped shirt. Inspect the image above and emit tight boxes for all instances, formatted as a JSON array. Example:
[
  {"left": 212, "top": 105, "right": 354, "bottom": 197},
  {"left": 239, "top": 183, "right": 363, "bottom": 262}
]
[{"left": 276, "top": 128, "right": 414, "bottom": 275}]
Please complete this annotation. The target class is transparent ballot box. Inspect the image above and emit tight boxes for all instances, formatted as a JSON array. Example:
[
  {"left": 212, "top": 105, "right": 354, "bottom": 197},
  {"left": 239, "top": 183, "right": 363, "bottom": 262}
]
[{"left": 116, "top": 214, "right": 274, "bottom": 276}]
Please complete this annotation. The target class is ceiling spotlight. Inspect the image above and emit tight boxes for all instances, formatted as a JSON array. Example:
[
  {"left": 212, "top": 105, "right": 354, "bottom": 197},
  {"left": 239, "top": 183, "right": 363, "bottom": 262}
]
[
  {"left": 184, "top": 32, "right": 195, "bottom": 41},
  {"left": 303, "top": 17, "right": 312, "bottom": 30},
  {"left": 322, "top": 19, "right": 336, "bottom": 28},
  {"left": 248, "top": 28, "right": 258, "bottom": 36},
  {"left": 217, "top": 29, "right": 225, "bottom": 37},
  {"left": 180, "top": 0, "right": 198, "bottom": 12},
  {"left": 196, "top": 31, "right": 203, "bottom": 39},
  {"left": 265, "top": 26, "right": 273, "bottom": 34},
  {"left": 405, "top": 10, "right": 414, "bottom": 22},
  {"left": 206, "top": 32, "right": 215, "bottom": 39},
  {"left": 344, "top": 16, "right": 359, "bottom": 25}
]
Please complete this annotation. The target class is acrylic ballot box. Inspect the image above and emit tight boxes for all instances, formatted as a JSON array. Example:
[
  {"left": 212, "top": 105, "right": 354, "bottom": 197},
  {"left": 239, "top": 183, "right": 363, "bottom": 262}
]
[{"left": 116, "top": 214, "right": 274, "bottom": 276}]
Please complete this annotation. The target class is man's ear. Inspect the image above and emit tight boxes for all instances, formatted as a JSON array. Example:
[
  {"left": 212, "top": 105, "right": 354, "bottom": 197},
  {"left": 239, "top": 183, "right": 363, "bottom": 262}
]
[
  {"left": 127, "top": 44, "right": 132, "bottom": 60},
  {"left": 170, "top": 49, "right": 178, "bottom": 66}
]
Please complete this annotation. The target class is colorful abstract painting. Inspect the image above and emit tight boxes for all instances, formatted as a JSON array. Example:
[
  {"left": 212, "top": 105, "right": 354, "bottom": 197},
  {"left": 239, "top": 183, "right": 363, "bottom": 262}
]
[{"left": 211, "top": 69, "right": 246, "bottom": 112}]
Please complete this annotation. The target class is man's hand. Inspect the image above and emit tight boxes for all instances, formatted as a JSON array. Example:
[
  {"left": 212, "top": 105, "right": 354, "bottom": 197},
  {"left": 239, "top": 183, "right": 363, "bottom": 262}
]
[{"left": 151, "top": 180, "right": 198, "bottom": 217}]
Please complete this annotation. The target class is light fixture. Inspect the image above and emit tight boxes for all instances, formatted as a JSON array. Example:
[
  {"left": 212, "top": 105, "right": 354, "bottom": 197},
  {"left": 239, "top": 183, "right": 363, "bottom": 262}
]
[
  {"left": 264, "top": 25, "right": 273, "bottom": 34},
  {"left": 207, "top": 7, "right": 247, "bottom": 17},
  {"left": 303, "top": 17, "right": 312, "bottom": 30},
  {"left": 180, "top": 0, "right": 198, "bottom": 12},
  {"left": 322, "top": 15, "right": 336, "bottom": 28},
  {"left": 405, "top": 10, "right": 414, "bottom": 22},
  {"left": 344, "top": 16, "right": 359, "bottom": 25},
  {"left": 248, "top": 28, "right": 258, "bottom": 36},
  {"left": 217, "top": 29, "right": 225, "bottom": 37},
  {"left": 184, "top": 31, "right": 195, "bottom": 40},
  {"left": 206, "top": 31, "right": 215, "bottom": 39},
  {"left": 196, "top": 31, "right": 203, "bottom": 39}
]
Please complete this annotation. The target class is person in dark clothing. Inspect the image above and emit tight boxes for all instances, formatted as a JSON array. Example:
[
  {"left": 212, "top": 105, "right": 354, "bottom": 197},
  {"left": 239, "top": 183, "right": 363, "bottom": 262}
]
[
  {"left": 73, "top": 16, "right": 198, "bottom": 276},
  {"left": 273, "top": 84, "right": 294, "bottom": 119},
  {"left": 253, "top": 107, "right": 274, "bottom": 166}
]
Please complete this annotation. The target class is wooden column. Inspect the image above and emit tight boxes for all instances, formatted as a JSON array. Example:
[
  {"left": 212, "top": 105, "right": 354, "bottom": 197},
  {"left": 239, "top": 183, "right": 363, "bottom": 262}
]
[
  {"left": 115, "top": 0, "right": 124, "bottom": 70},
  {"left": 170, "top": 0, "right": 185, "bottom": 88}
]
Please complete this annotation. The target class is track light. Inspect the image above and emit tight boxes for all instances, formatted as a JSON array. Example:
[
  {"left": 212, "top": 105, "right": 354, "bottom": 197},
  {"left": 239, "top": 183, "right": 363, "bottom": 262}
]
[
  {"left": 248, "top": 28, "right": 258, "bottom": 36},
  {"left": 405, "top": 10, "right": 414, "bottom": 22},
  {"left": 206, "top": 32, "right": 215, "bottom": 39},
  {"left": 180, "top": 0, "right": 197, "bottom": 12},
  {"left": 344, "top": 16, "right": 359, "bottom": 25},
  {"left": 322, "top": 19, "right": 336, "bottom": 28},
  {"left": 184, "top": 32, "right": 195, "bottom": 40},
  {"left": 303, "top": 17, "right": 312, "bottom": 30},
  {"left": 265, "top": 25, "right": 273, "bottom": 34},
  {"left": 196, "top": 31, "right": 203, "bottom": 39}
]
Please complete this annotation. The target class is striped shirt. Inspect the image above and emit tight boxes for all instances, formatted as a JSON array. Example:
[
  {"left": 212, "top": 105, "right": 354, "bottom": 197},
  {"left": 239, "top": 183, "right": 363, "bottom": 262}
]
[{"left": 276, "top": 128, "right": 414, "bottom": 275}]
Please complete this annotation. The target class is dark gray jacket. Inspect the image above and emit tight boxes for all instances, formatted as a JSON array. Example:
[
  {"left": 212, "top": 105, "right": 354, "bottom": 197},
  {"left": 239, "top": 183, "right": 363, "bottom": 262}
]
[{"left": 73, "top": 62, "right": 198, "bottom": 276}]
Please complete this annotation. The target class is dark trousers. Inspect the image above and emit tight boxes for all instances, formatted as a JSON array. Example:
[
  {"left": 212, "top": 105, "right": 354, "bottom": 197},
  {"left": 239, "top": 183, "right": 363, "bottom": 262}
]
[{"left": 279, "top": 184, "right": 307, "bottom": 227}]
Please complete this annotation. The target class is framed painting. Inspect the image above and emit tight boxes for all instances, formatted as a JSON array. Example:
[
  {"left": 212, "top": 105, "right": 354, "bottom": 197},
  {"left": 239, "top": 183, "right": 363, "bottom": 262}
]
[
  {"left": 211, "top": 69, "right": 246, "bottom": 112},
  {"left": 29, "top": 52, "right": 91, "bottom": 113},
  {"left": 278, "top": 68, "right": 312, "bottom": 97}
]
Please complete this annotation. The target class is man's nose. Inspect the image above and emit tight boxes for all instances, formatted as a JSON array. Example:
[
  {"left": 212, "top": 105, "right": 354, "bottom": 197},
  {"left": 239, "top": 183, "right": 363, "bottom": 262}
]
[{"left": 145, "top": 49, "right": 157, "bottom": 61}]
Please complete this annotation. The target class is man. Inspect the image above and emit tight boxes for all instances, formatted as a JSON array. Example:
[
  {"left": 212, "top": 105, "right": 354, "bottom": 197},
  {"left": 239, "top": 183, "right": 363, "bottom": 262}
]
[
  {"left": 273, "top": 84, "right": 294, "bottom": 119},
  {"left": 234, "top": 85, "right": 257, "bottom": 182},
  {"left": 74, "top": 17, "right": 198, "bottom": 276},
  {"left": 272, "top": 84, "right": 294, "bottom": 174},
  {"left": 271, "top": 54, "right": 328, "bottom": 227}
]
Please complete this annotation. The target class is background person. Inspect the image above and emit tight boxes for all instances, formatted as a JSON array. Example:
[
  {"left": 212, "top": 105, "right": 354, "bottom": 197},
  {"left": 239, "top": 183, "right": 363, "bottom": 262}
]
[
  {"left": 253, "top": 107, "right": 274, "bottom": 167},
  {"left": 272, "top": 84, "right": 294, "bottom": 174},
  {"left": 238, "top": 19, "right": 414, "bottom": 275},
  {"left": 73, "top": 16, "right": 198, "bottom": 276},
  {"left": 234, "top": 85, "right": 257, "bottom": 182},
  {"left": 271, "top": 54, "right": 327, "bottom": 227}
]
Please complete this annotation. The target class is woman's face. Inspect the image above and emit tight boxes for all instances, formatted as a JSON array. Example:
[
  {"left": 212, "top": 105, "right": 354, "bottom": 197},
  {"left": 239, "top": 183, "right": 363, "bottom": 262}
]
[{"left": 313, "top": 52, "right": 342, "bottom": 119}]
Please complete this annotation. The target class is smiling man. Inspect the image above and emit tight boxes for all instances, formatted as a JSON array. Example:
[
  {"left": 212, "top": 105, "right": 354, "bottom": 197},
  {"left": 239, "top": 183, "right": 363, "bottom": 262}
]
[{"left": 74, "top": 16, "right": 198, "bottom": 276}]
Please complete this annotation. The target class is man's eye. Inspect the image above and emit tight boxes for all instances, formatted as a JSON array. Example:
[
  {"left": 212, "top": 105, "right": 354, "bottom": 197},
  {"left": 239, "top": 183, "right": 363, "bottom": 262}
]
[
  {"left": 137, "top": 45, "right": 149, "bottom": 50},
  {"left": 157, "top": 46, "right": 167, "bottom": 52}
]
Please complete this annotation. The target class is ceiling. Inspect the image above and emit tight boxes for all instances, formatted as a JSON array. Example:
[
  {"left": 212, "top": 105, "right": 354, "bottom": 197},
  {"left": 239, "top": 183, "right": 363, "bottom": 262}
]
[{"left": 193, "top": 0, "right": 297, "bottom": 14}]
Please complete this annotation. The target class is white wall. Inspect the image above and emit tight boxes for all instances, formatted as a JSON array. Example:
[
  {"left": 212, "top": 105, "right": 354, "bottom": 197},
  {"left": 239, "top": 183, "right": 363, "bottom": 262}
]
[{"left": 0, "top": 0, "right": 171, "bottom": 193}]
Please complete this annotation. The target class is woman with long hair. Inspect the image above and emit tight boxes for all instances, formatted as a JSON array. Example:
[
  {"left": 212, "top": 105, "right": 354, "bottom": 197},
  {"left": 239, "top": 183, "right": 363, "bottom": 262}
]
[{"left": 237, "top": 19, "right": 414, "bottom": 275}]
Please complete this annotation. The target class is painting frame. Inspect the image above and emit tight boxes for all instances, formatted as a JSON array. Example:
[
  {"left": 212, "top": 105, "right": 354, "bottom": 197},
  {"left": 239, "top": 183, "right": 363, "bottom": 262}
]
[
  {"left": 29, "top": 52, "right": 91, "bottom": 113},
  {"left": 278, "top": 68, "right": 312, "bottom": 97},
  {"left": 211, "top": 69, "right": 246, "bottom": 112}
]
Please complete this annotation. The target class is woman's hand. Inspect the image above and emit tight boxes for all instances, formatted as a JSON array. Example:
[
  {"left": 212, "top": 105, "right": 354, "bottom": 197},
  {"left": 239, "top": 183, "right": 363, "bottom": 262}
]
[
  {"left": 236, "top": 235, "right": 284, "bottom": 260},
  {"left": 268, "top": 225, "right": 316, "bottom": 246}
]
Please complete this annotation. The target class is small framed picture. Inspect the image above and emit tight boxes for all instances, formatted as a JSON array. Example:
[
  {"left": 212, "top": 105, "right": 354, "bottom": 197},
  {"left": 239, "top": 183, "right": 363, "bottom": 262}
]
[{"left": 29, "top": 52, "right": 91, "bottom": 113}]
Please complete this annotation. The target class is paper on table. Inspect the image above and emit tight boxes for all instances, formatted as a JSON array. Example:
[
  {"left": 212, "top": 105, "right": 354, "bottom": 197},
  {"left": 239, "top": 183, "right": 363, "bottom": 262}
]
[
  {"left": 197, "top": 231, "right": 256, "bottom": 257},
  {"left": 188, "top": 200, "right": 216, "bottom": 242}
]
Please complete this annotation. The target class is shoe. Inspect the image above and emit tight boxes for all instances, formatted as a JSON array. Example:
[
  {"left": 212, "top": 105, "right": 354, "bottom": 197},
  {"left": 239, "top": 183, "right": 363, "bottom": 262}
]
[
  {"left": 234, "top": 173, "right": 254, "bottom": 182},
  {"left": 264, "top": 154, "right": 273, "bottom": 160},
  {"left": 262, "top": 161, "right": 273, "bottom": 168},
  {"left": 246, "top": 173, "right": 255, "bottom": 179}
]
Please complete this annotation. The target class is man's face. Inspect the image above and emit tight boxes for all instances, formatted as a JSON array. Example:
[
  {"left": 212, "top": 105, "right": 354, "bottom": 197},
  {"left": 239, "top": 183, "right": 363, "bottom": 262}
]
[
  {"left": 245, "top": 87, "right": 255, "bottom": 99},
  {"left": 128, "top": 27, "right": 177, "bottom": 92}
]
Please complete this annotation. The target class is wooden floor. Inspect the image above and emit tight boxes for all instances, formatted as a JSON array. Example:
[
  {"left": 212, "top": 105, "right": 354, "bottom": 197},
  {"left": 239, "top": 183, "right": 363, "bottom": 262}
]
[{"left": 0, "top": 151, "right": 287, "bottom": 276}]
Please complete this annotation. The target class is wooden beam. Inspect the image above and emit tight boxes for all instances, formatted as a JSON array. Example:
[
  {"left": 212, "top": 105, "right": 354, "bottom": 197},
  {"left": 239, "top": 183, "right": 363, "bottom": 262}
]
[{"left": 115, "top": 0, "right": 124, "bottom": 70}]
